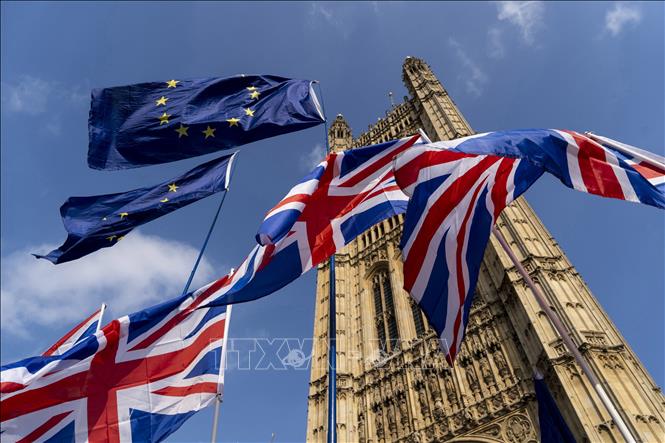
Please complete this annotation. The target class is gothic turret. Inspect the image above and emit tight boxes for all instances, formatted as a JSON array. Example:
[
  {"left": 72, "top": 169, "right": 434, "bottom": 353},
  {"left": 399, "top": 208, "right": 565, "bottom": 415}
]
[
  {"left": 402, "top": 56, "right": 473, "bottom": 141},
  {"left": 328, "top": 114, "right": 353, "bottom": 153}
]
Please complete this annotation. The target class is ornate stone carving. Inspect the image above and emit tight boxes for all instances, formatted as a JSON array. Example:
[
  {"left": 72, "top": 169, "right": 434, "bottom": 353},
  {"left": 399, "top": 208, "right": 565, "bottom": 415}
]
[
  {"left": 503, "top": 414, "right": 533, "bottom": 443},
  {"left": 428, "top": 371, "right": 441, "bottom": 400},
  {"left": 433, "top": 399, "right": 445, "bottom": 420},
  {"left": 479, "top": 358, "right": 494, "bottom": 386},
  {"left": 407, "top": 430, "right": 422, "bottom": 443},
  {"left": 444, "top": 374, "right": 457, "bottom": 402},
  {"left": 375, "top": 408, "right": 385, "bottom": 439},
  {"left": 387, "top": 406, "right": 397, "bottom": 435},
  {"left": 465, "top": 365, "right": 480, "bottom": 392},
  {"left": 494, "top": 351, "right": 510, "bottom": 378},
  {"left": 484, "top": 327, "right": 497, "bottom": 345},
  {"left": 418, "top": 388, "right": 430, "bottom": 416},
  {"left": 358, "top": 412, "right": 366, "bottom": 443}
]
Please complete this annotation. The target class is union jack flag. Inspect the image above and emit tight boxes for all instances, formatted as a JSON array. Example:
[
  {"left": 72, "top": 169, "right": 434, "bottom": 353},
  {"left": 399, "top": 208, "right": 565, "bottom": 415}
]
[
  {"left": 204, "top": 134, "right": 425, "bottom": 307},
  {"left": 1, "top": 288, "right": 232, "bottom": 442},
  {"left": 394, "top": 129, "right": 665, "bottom": 363},
  {"left": 42, "top": 304, "right": 106, "bottom": 357},
  {"left": 585, "top": 132, "right": 665, "bottom": 195}
]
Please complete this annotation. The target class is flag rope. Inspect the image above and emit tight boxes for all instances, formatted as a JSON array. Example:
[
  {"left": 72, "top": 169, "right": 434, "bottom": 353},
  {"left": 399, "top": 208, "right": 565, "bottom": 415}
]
[{"left": 313, "top": 81, "right": 337, "bottom": 443}]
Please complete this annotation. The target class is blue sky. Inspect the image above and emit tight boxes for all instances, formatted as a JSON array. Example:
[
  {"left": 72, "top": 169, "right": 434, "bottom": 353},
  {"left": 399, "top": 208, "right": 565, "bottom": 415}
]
[{"left": 1, "top": 2, "right": 663, "bottom": 442}]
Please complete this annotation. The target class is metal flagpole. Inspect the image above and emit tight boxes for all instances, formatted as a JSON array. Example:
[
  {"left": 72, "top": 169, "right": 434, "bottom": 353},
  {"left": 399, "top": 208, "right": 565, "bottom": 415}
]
[
  {"left": 312, "top": 81, "right": 337, "bottom": 443},
  {"left": 491, "top": 226, "right": 637, "bottom": 443},
  {"left": 95, "top": 303, "right": 107, "bottom": 333},
  {"left": 327, "top": 254, "right": 337, "bottom": 443},
  {"left": 211, "top": 301, "right": 233, "bottom": 443},
  {"left": 180, "top": 152, "right": 238, "bottom": 297}
]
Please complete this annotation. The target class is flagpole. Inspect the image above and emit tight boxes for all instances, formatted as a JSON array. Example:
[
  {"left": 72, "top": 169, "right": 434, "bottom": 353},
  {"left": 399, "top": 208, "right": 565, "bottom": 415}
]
[
  {"left": 491, "top": 226, "right": 637, "bottom": 443},
  {"left": 312, "top": 81, "right": 336, "bottom": 443},
  {"left": 181, "top": 152, "right": 238, "bottom": 297},
  {"left": 211, "top": 301, "right": 233, "bottom": 443},
  {"left": 95, "top": 303, "right": 107, "bottom": 333}
]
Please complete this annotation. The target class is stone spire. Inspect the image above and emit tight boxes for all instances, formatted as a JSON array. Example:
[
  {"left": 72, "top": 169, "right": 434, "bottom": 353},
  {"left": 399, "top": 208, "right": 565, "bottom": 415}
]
[{"left": 402, "top": 56, "right": 473, "bottom": 141}]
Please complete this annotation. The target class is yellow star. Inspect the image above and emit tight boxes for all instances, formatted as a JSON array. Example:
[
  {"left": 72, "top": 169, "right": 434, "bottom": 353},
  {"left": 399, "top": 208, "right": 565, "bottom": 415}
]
[
  {"left": 119, "top": 212, "right": 129, "bottom": 220},
  {"left": 202, "top": 126, "right": 216, "bottom": 139},
  {"left": 160, "top": 197, "right": 169, "bottom": 203},
  {"left": 244, "top": 108, "right": 255, "bottom": 117},
  {"left": 166, "top": 79, "right": 179, "bottom": 88},
  {"left": 107, "top": 235, "right": 117, "bottom": 242},
  {"left": 227, "top": 118, "right": 240, "bottom": 127},
  {"left": 155, "top": 96, "right": 168, "bottom": 106},
  {"left": 158, "top": 112, "right": 171, "bottom": 125},
  {"left": 249, "top": 90, "right": 260, "bottom": 100},
  {"left": 117, "top": 236, "right": 124, "bottom": 241},
  {"left": 246, "top": 86, "right": 257, "bottom": 91},
  {"left": 175, "top": 124, "right": 189, "bottom": 138},
  {"left": 168, "top": 183, "right": 178, "bottom": 192}
]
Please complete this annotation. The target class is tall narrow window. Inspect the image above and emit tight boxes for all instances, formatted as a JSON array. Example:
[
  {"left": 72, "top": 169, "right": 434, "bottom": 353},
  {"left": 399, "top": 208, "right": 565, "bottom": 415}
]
[
  {"left": 372, "top": 270, "right": 400, "bottom": 354},
  {"left": 411, "top": 301, "right": 426, "bottom": 337}
]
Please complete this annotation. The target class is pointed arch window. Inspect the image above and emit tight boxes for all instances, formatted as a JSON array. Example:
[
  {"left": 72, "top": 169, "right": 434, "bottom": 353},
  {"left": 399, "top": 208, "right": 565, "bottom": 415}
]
[
  {"left": 411, "top": 301, "right": 426, "bottom": 337},
  {"left": 372, "top": 270, "right": 400, "bottom": 353}
]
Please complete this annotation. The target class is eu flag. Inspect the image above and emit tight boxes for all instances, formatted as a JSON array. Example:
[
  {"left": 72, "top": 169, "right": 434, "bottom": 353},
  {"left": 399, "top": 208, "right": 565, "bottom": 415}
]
[
  {"left": 35, "top": 153, "right": 235, "bottom": 264},
  {"left": 88, "top": 75, "right": 324, "bottom": 170}
]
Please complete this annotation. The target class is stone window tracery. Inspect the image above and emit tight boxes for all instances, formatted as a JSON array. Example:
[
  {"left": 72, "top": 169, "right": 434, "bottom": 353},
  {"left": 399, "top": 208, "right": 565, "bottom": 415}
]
[{"left": 372, "top": 269, "right": 400, "bottom": 353}]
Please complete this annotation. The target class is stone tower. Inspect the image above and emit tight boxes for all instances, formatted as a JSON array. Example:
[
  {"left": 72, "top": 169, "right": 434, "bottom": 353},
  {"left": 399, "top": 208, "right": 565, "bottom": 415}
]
[{"left": 305, "top": 57, "right": 664, "bottom": 442}]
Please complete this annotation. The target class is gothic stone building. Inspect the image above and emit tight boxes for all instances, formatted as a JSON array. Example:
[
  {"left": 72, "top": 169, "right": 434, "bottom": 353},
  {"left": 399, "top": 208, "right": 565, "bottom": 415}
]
[{"left": 305, "top": 57, "right": 665, "bottom": 442}]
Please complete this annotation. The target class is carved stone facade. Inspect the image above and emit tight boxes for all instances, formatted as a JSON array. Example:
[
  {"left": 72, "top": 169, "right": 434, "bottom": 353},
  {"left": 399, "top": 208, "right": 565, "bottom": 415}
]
[{"left": 306, "top": 57, "right": 665, "bottom": 442}]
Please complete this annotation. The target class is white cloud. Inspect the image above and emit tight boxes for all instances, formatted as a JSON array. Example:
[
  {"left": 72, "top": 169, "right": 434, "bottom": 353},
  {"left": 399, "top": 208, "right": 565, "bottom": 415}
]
[
  {"left": 487, "top": 27, "right": 505, "bottom": 59},
  {"left": 496, "top": 1, "right": 545, "bottom": 45},
  {"left": 448, "top": 38, "right": 489, "bottom": 98},
  {"left": 307, "top": 2, "right": 380, "bottom": 39},
  {"left": 308, "top": 3, "right": 348, "bottom": 39},
  {"left": 1, "top": 75, "right": 87, "bottom": 116},
  {"left": 1, "top": 231, "right": 221, "bottom": 338},
  {"left": 605, "top": 2, "right": 641, "bottom": 36},
  {"left": 300, "top": 143, "right": 327, "bottom": 172}
]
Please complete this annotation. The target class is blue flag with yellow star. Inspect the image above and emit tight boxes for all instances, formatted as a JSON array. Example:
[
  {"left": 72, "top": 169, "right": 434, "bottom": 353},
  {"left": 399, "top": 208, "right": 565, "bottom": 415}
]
[
  {"left": 34, "top": 152, "right": 236, "bottom": 264},
  {"left": 88, "top": 75, "right": 324, "bottom": 170}
]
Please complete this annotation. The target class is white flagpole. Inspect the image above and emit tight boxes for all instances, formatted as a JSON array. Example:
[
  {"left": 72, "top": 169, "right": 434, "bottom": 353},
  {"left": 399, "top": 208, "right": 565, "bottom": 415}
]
[
  {"left": 211, "top": 274, "right": 234, "bottom": 443},
  {"left": 491, "top": 226, "right": 637, "bottom": 443},
  {"left": 95, "top": 303, "right": 107, "bottom": 333}
]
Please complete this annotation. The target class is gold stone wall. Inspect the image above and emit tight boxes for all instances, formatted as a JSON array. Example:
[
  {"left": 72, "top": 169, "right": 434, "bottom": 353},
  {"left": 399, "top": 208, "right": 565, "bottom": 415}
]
[{"left": 306, "top": 57, "right": 665, "bottom": 443}]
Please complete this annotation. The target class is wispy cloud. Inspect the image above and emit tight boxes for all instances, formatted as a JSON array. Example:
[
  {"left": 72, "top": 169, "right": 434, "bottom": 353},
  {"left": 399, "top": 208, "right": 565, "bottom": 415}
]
[
  {"left": 448, "top": 38, "right": 488, "bottom": 98},
  {"left": 1, "top": 231, "right": 220, "bottom": 338},
  {"left": 306, "top": 2, "right": 380, "bottom": 40},
  {"left": 605, "top": 2, "right": 641, "bottom": 37},
  {"left": 1, "top": 75, "right": 87, "bottom": 115},
  {"left": 300, "top": 143, "right": 326, "bottom": 172},
  {"left": 1, "top": 75, "right": 88, "bottom": 135},
  {"left": 487, "top": 27, "right": 505, "bottom": 59},
  {"left": 308, "top": 3, "right": 349, "bottom": 39},
  {"left": 496, "top": 1, "right": 545, "bottom": 46}
]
